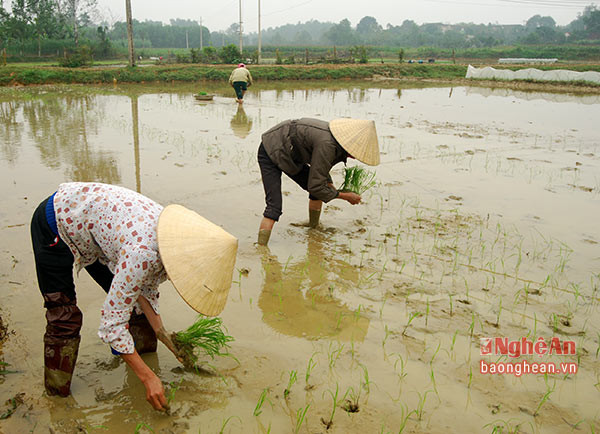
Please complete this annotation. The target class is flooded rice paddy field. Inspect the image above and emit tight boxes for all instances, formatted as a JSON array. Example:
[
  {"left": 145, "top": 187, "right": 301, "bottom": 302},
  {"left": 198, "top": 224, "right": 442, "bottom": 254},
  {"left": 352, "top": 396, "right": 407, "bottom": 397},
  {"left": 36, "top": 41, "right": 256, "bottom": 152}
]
[{"left": 0, "top": 81, "right": 599, "bottom": 433}]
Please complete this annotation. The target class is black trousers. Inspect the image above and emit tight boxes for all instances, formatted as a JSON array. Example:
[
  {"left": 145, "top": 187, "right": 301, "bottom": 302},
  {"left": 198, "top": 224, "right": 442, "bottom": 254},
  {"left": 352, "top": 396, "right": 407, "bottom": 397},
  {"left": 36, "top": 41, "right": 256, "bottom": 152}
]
[
  {"left": 30, "top": 196, "right": 114, "bottom": 339},
  {"left": 233, "top": 81, "right": 247, "bottom": 99},
  {"left": 257, "top": 143, "right": 316, "bottom": 221}
]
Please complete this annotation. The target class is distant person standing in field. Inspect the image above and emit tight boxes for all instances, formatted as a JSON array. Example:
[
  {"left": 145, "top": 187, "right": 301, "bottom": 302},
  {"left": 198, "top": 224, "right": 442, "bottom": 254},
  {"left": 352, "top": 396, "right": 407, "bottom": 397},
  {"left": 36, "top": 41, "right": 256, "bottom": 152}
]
[
  {"left": 228, "top": 63, "right": 253, "bottom": 104},
  {"left": 256, "top": 118, "right": 380, "bottom": 246}
]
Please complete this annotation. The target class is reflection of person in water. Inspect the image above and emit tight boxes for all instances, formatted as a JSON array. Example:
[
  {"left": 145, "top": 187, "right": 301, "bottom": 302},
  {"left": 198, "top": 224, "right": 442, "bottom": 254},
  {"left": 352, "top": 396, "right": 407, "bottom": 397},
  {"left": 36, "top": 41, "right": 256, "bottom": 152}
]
[
  {"left": 230, "top": 105, "right": 253, "bottom": 139},
  {"left": 257, "top": 118, "right": 380, "bottom": 245},
  {"left": 30, "top": 182, "right": 237, "bottom": 411},
  {"left": 258, "top": 232, "right": 369, "bottom": 341}
]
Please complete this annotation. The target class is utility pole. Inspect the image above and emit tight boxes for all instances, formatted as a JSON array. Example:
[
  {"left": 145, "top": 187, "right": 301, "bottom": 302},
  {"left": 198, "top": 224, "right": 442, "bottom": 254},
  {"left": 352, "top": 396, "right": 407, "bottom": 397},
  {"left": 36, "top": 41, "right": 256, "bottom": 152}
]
[
  {"left": 125, "top": 0, "right": 135, "bottom": 67},
  {"left": 239, "top": 0, "right": 243, "bottom": 54},
  {"left": 186, "top": 30, "right": 189, "bottom": 49},
  {"left": 257, "top": 0, "right": 261, "bottom": 64},
  {"left": 200, "top": 17, "right": 203, "bottom": 50}
]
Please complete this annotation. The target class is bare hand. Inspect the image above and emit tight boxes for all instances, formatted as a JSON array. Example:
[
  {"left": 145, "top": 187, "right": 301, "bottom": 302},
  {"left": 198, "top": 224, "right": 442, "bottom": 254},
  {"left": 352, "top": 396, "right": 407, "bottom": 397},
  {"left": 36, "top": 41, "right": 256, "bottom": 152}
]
[
  {"left": 156, "top": 327, "right": 185, "bottom": 365},
  {"left": 345, "top": 192, "right": 362, "bottom": 205},
  {"left": 143, "top": 373, "right": 168, "bottom": 411}
]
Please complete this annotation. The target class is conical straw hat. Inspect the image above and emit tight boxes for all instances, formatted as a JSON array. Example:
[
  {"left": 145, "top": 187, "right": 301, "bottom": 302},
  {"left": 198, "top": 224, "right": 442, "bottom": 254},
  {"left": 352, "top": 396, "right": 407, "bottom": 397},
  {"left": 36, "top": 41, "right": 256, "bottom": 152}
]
[
  {"left": 329, "top": 119, "right": 380, "bottom": 166},
  {"left": 157, "top": 204, "right": 238, "bottom": 316}
]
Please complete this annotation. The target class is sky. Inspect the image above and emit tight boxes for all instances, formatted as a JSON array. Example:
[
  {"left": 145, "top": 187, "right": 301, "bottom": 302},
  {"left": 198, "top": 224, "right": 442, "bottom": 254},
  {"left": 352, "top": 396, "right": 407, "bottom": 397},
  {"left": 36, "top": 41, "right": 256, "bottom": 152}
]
[{"left": 95, "top": 0, "right": 593, "bottom": 32}]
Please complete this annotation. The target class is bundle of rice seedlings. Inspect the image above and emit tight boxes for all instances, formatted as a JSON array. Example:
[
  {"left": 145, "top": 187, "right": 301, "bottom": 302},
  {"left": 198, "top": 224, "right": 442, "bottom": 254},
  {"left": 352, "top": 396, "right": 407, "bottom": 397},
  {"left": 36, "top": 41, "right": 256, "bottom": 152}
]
[
  {"left": 172, "top": 316, "right": 234, "bottom": 368},
  {"left": 339, "top": 166, "right": 377, "bottom": 195}
]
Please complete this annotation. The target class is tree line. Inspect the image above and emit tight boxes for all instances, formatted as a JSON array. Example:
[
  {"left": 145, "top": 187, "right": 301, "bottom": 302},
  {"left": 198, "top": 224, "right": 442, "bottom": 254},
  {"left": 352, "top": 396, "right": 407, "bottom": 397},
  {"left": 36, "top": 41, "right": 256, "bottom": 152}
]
[{"left": 1, "top": 0, "right": 599, "bottom": 60}]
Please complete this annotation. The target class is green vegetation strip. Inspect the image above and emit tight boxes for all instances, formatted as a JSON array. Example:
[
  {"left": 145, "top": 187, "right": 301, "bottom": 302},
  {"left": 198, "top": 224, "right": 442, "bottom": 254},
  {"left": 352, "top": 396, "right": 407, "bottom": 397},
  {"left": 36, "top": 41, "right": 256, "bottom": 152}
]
[{"left": 0, "top": 64, "right": 468, "bottom": 86}]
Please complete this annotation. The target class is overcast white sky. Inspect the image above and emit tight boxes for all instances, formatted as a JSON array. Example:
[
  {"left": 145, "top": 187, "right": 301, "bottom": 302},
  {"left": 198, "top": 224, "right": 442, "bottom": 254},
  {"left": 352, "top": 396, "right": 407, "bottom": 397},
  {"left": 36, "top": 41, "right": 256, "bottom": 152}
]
[{"left": 96, "top": 0, "right": 593, "bottom": 31}]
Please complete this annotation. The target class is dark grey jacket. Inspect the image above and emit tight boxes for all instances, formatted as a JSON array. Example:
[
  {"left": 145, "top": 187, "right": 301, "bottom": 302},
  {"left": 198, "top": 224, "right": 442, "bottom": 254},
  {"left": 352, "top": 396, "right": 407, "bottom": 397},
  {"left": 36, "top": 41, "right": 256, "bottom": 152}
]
[{"left": 261, "top": 118, "right": 347, "bottom": 202}]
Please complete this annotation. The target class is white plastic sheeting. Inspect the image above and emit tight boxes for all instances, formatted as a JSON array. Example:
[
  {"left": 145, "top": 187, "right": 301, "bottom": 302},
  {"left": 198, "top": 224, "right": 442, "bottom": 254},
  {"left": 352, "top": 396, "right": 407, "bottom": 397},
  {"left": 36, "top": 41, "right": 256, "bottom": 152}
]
[
  {"left": 466, "top": 65, "right": 600, "bottom": 84},
  {"left": 498, "top": 58, "right": 557, "bottom": 64}
]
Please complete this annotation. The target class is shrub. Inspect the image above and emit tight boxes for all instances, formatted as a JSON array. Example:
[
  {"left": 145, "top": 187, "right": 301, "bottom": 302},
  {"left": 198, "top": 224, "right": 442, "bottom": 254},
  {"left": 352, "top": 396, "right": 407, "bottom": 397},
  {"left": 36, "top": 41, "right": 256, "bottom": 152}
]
[{"left": 58, "top": 45, "right": 93, "bottom": 68}]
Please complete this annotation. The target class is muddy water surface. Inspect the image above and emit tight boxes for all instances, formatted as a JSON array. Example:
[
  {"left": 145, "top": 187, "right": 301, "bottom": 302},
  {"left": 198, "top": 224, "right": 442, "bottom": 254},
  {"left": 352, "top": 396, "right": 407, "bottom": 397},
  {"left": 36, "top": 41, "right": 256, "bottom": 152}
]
[{"left": 1, "top": 82, "right": 599, "bottom": 433}]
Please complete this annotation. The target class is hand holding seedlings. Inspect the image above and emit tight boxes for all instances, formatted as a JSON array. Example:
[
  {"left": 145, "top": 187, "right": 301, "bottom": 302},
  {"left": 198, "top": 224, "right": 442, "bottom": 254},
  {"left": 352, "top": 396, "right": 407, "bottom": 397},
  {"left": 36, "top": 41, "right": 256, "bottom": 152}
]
[
  {"left": 338, "top": 191, "right": 362, "bottom": 205},
  {"left": 339, "top": 166, "right": 377, "bottom": 195},
  {"left": 172, "top": 315, "right": 235, "bottom": 369},
  {"left": 156, "top": 327, "right": 188, "bottom": 366}
]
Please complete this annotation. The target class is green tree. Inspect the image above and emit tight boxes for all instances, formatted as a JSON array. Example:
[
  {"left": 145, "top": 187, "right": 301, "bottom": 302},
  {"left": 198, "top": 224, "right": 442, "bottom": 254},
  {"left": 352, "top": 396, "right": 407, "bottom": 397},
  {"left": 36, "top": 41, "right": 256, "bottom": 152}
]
[
  {"left": 201, "top": 46, "right": 219, "bottom": 63},
  {"left": 324, "top": 18, "right": 357, "bottom": 46},
  {"left": 350, "top": 45, "right": 368, "bottom": 63},
  {"left": 356, "top": 16, "right": 381, "bottom": 43},
  {"left": 8, "top": 0, "right": 32, "bottom": 55},
  {"left": 95, "top": 25, "right": 111, "bottom": 58},
  {"left": 219, "top": 43, "right": 240, "bottom": 63},
  {"left": 526, "top": 14, "right": 556, "bottom": 30},
  {"left": 582, "top": 7, "right": 600, "bottom": 38},
  {"left": 30, "top": 0, "right": 61, "bottom": 56}
]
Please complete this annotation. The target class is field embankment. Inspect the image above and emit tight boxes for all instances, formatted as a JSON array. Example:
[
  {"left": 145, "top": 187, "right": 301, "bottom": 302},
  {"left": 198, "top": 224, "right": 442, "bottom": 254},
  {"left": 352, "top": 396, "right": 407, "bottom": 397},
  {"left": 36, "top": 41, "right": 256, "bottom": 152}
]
[{"left": 2, "top": 63, "right": 600, "bottom": 93}]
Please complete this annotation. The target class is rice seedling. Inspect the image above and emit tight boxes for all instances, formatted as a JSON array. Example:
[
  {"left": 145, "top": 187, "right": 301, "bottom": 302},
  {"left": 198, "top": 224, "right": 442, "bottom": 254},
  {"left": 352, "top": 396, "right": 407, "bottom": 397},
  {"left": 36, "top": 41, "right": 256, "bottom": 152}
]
[
  {"left": 328, "top": 342, "right": 345, "bottom": 369},
  {"left": 0, "top": 361, "right": 17, "bottom": 375},
  {"left": 253, "top": 388, "right": 270, "bottom": 416},
  {"left": 360, "top": 364, "right": 372, "bottom": 394},
  {"left": 430, "top": 367, "right": 438, "bottom": 396},
  {"left": 382, "top": 324, "right": 391, "bottom": 351},
  {"left": 294, "top": 404, "right": 310, "bottom": 434},
  {"left": 219, "top": 416, "right": 242, "bottom": 434},
  {"left": 134, "top": 422, "right": 154, "bottom": 433},
  {"left": 172, "top": 315, "right": 235, "bottom": 368},
  {"left": 284, "top": 370, "right": 297, "bottom": 399},
  {"left": 305, "top": 353, "right": 318, "bottom": 384},
  {"left": 429, "top": 342, "right": 441, "bottom": 365},
  {"left": 167, "top": 379, "right": 183, "bottom": 405},
  {"left": 533, "top": 374, "right": 555, "bottom": 416},
  {"left": 342, "top": 385, "right": 361, "bottom": 413},
  {"left": 321, "top": 383, "right": 340, "bottom": 429},
  {"left": 483, "top": 418, "right": 526, "bottom": 434},
  {"left": 397, "top": 403, "right": 415, "bottom": 433},
  {"left": 403, "top": 311, "right": 423, "bottom": 336},
  {"left": 414, "top": 390, "right": 431, "bottom": 421},
  {"left": 392, "top": 354, "right": 407, "bottom": 382},
  {"left": 339, "top": 166, "right": 377, "bottom": 195}
]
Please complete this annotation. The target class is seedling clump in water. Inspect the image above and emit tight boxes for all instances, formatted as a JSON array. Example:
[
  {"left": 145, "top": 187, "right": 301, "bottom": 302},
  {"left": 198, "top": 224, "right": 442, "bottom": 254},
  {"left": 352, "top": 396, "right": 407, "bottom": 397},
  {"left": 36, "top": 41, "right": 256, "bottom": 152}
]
[
  {"left": 172, "top": 315, "right": 234, "bottom": 368},
  {"left": 339, "top": 166, "right": 377, "bottom": 195}
]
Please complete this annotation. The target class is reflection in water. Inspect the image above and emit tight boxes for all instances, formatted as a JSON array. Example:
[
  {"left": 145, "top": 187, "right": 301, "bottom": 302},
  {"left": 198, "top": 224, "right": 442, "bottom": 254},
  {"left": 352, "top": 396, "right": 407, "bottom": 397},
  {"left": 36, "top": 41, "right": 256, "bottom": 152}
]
[
  {"left": 0, "top": 101, "right": 23, "bottom": 165},
  {"left": 230, "top": 105, "right": 253, "bottom": 139},
  {"left": 465, "top": 86, "right": 600, "bottom": 104},
  {"left": 131, "top": 95, "right": 141, "bottom": 193},
  {"left": 1, "top": 94, "right": 121, "bottom": 183},
  {"left": 258, "top": 232, "right": 369, "bottom": 341},
  {"left": 48, "top": 353, "right": 163, "bottom": 431}
]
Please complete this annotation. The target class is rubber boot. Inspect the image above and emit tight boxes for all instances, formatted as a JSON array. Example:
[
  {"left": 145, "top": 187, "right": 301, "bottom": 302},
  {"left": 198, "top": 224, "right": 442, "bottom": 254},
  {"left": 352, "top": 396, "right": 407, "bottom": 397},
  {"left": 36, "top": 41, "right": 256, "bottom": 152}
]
[
  {"left": 44, "top": 335, "right": 80, "bottom": 397},
  {"left": 257, "top": 229, "right": 271, "bottom": 246},
  {"left": 129, "top": 313, "right": 157, "bottom": 355},
  {"left": 308, "top": 209, "right": 321, "bottom": 228}
]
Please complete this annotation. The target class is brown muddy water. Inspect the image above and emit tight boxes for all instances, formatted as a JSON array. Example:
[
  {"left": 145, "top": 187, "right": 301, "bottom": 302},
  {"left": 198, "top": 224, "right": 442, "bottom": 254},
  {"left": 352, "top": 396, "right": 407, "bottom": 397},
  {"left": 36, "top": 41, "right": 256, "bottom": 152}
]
[{"left": 0, "top": 81, "right": 599, "bottom": 433}]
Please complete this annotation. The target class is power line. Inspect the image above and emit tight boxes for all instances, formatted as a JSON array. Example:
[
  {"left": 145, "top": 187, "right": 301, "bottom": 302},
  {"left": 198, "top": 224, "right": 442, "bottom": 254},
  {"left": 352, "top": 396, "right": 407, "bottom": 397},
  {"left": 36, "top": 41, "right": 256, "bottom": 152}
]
[
  {"left": 421, "top": 0, "right": 591, "bottom": 8},
  {"left": 262, "top": 0, "right": 315, "bottom": 17}
]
